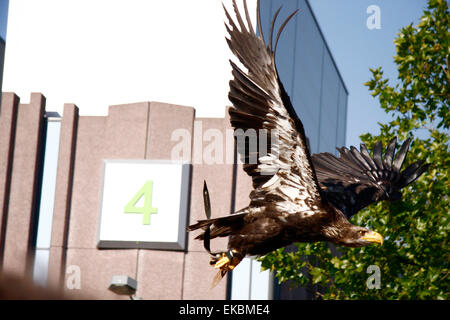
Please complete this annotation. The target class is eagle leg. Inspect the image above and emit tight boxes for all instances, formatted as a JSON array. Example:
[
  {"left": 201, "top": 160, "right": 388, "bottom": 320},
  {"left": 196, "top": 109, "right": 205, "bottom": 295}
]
[
  {"left": 209, "top": 249, "right": 243, "bottom": 288},
  {"left": 210, "top": 250, "right": 242, "bottom": 270}
]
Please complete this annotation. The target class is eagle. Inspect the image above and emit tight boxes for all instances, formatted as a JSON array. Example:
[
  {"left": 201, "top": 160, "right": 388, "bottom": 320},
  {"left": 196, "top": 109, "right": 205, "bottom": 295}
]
[{"left": 188, "top": 0, "right": 429, "bottom": 286}]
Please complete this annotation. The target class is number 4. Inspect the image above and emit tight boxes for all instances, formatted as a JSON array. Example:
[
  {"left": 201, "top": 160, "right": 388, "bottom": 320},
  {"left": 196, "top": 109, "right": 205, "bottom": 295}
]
[{"left": 124, "top": 181, "right": 158, "bottom": 225}]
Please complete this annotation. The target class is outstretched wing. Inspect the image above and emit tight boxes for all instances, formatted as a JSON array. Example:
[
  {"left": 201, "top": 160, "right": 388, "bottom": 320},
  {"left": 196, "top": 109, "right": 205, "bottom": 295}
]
[
  {"left": 225, "top": 0, "right": 325, "bottom": 216},
  {"left": 312, "top": 137, "right": 430, "bottom": 218}
]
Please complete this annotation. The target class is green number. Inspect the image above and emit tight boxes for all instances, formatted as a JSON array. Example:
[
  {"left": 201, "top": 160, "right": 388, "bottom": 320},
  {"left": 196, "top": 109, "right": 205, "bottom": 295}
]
[{"left": 124, "top": 181, "right": 157, "bottom": 225}]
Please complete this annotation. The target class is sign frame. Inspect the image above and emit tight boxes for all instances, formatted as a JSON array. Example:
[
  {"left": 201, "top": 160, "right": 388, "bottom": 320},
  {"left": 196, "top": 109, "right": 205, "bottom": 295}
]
[{"left": 97, "top": 159, "right": 191, "bottom": 251}]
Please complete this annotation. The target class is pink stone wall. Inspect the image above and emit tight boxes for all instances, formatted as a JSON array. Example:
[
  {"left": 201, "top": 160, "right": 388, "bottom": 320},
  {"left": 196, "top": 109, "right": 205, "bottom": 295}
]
[
  {"left": 1, "top": 93, "right": 45, "bottom": 277},
  {"left": 0, "top": 92, "right": 251, "bottom": 299},
  {"left": 0, "top": 93, "right": 19, "bottom": 268}
]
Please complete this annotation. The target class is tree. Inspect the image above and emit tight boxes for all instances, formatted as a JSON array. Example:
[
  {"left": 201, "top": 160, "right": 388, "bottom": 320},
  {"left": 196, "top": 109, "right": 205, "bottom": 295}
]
[{"left": 259, "top": 0, "right": 449, "bottom": 299}]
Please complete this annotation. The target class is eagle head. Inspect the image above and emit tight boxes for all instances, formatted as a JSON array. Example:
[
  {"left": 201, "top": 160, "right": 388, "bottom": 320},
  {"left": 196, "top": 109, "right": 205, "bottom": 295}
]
[{"left": 334, "top": 225, "right": 384, "bottom": 248}]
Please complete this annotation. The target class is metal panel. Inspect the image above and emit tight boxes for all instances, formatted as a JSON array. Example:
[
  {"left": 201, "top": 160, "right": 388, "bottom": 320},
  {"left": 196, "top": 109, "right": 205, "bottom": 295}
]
[
  {"left": 32, "top": 118, "right": 61, "bottom": 286},
  {"left": 272, "top": 0, "right": 299, "bottom": 95},
  {"left": 337, "top": 83, "right": 348, "bottom": 149},
  {"left": 35, "top": 119, "right": 61, "bottom": 250},
  {"left": 293, "top": 0, "right": 324, "bottom": 130},
  {"left": 319, "top": 50, "right": 340, "bottom": 153}
]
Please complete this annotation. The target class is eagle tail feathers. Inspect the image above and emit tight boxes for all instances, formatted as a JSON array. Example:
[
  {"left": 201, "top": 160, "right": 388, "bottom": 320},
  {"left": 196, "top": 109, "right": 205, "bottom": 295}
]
[{"left": 187, "top": 211, "right": 248, "bottom": 240}]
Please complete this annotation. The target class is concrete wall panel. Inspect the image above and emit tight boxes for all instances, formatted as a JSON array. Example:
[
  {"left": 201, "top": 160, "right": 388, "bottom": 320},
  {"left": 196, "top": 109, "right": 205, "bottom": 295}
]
[
  {"left": 64, "top": 248, "right": 138, "bottom": 299},
  {"left": 0, "top": 93, "right": 19, "bottom": 265},
  {"left": 2, "top": 93, "right": 45, "bottom": 276},
  {"left": 48, "top": 103, "right": 78, "bottom": 287}
]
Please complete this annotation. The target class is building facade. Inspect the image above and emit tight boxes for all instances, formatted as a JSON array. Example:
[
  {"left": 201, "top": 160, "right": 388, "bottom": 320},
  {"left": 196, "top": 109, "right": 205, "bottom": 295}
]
[{"left": 0, "top": 0, "right": 347, "bottom": 299}]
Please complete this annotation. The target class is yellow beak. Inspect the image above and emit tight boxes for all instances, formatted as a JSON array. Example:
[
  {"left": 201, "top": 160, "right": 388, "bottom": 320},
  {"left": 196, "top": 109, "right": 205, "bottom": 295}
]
[{"left": 361, "top": 231, "right": 384, "bottom": 245}]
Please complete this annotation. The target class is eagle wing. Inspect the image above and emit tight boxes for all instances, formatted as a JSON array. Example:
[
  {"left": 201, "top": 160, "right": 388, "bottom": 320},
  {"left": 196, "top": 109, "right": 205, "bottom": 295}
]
[
  {"left": 225, "top": 0, "right": 324, "bottom": 216},
  {"left": 311, "top": 137, "right": 430, "bottom": 218}
]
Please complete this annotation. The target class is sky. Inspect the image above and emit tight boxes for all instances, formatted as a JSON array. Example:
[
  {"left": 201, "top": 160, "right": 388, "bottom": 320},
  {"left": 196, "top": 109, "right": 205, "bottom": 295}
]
[
  {"left": 0, "top": 0, "right": 428, "bottom": 148},
  {"left": 1, "top": 0, "right": 250, "bottom": 119},
  {"left": 0, "top": 0, "right": 8, "bottom": 40},
  {"left": 308, "top": 0, "right": 427, "bottom": 147}
]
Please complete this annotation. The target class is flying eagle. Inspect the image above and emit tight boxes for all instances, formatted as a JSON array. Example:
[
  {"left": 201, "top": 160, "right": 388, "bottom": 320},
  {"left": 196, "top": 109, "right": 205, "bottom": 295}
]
[{"left": 188, "top": 0, "right": 429, "bottom": 286}]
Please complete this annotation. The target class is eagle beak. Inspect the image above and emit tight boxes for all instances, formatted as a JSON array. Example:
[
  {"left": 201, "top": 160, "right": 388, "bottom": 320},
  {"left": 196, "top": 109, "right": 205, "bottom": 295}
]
[{"left": 361, "top": 231, "right": 384, "bottom": 245}]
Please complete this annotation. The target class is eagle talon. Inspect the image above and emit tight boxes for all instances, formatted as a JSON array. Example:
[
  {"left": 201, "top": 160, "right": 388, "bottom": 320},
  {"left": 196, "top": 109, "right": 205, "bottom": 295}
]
[
  {"left": 214, "top": 254, "right": 230, "bottom": 269},
  {"left": 211, "top": 250, "right": 241, "bottom": 271}
]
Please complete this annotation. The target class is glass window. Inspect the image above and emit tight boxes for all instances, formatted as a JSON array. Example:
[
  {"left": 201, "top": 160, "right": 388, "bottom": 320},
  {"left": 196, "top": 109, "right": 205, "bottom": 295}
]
[{"left": 32, "top": 115, "right": 61, "bottom": 286}]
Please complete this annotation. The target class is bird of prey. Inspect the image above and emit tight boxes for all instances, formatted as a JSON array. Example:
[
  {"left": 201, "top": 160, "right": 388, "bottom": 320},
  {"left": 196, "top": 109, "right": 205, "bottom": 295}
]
[{"left": 188, "top": 0, "right": 429, "bottom": 286}]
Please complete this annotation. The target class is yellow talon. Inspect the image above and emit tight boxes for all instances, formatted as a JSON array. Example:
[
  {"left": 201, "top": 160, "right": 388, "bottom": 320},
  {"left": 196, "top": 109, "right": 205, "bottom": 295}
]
[
  {"left": 214, "top": 253, "right": 230, "bottom": 269},
  {"left": 210, "top": 251, "right": 242, "bottom": 288}
]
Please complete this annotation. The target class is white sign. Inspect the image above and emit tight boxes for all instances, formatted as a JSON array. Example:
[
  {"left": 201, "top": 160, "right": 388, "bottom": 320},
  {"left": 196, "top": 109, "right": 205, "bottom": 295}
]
[{"left": 97, "top": 160, "right": 190, "bottom": 250}]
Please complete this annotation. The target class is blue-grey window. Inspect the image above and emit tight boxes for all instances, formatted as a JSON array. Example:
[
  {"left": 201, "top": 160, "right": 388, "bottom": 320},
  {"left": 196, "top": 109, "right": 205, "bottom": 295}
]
[
  {"left": 260, "top": 0, "right": 348, "bottom": 155},
  {"left": 33, "top": 114, "right": 61, "bottom": 286}
]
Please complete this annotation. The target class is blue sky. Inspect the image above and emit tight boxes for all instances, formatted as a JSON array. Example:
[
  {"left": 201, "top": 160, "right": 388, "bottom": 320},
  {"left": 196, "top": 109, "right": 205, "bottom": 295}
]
[
  {"left": 308, "top": 0, "right": 427, "bottom": 147},
  {"left": 0, "top": 0, "right": 428, "bottom": 147},
  {"left": 0, "top": 0, "right": 8, "bottom": 40}
]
